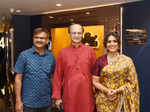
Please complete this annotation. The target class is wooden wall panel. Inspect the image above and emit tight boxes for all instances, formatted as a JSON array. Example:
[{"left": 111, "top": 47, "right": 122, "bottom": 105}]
[{"left": 41, "top": 6, "right": 120, "bottom": 35}]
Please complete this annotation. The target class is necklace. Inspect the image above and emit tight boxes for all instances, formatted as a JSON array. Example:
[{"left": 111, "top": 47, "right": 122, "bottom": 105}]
[{"left": 107, "top": 53, "right": 120, "bottom": 64}]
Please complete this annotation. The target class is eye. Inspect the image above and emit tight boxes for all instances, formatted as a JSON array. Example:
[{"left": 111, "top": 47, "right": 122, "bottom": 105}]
[
  {"left": 113, "top": 40, "right": 118, "bottom": 43},
  {"left": 107, "top": 40, "right": 111, "bottom": 43},
  {"left": 107, "top": 40, "right": 118, "bottom": 43},
  {"left": 34, "top": 37, "right": 47, "bottom": 40},
  {"left": 70, "top": 32, "right": 82, "bottom": 35}
]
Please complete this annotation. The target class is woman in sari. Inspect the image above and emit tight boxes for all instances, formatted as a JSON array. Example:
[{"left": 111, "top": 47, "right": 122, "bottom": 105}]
[{"left": 92, "top": 32, "right": 140, "bottom": 112}]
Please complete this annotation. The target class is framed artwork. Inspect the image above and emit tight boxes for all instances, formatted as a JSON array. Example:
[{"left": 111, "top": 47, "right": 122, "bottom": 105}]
[
  {"left": 82, "top": 25, "right": 104, "bottom": 49},
  {"left": 125, "top": 29, "right": 147, "bottom": 45}
]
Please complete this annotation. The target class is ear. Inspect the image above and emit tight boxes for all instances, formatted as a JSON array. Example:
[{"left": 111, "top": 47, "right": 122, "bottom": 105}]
[
  {"left": 46, "top": 38, "right": 49, "bottom": 44},
  {"left": 69, "top": 33, "right": 71, "bottom": 37}
]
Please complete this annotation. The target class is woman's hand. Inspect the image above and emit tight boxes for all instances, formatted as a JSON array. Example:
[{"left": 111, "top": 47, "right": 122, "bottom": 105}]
[
  {"left": 106, "top": 89, "right": 117, "bottom": 101},
  {"left": 107, "top": 89, "right": 116, "bottom": 96},
  {"left": 108, "top": 94, "right": 117, "bottom": 101},
  {"left": 116, "top": 84, "right": 128, "bottom": 93},
  {"left": 116, "top": 83, "right": 132, "bottom": 94}
]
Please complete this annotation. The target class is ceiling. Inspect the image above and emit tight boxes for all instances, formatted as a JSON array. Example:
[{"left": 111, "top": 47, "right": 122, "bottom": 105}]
[
  {"left": 0, "top": 0, "right": 140, "bottom": 23},
  {"left": 42, "top": 6, "right": 120, "bottom": 27}
]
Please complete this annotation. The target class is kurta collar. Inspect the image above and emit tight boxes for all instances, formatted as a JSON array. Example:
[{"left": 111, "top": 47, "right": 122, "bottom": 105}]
[{"left": 70, "top": 43, "right": 83, "bottom": 48}]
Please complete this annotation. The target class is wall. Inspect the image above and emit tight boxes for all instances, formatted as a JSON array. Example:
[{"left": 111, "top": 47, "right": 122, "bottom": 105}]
[
  {"left": 42, "top": 6, "right": 120, "bottom": 35},
  {"left": 123, "top": 0, "right": 150, "bottom": 111},
  {"left": 13, "top": 15, "right": 41, "bottom": 62}
]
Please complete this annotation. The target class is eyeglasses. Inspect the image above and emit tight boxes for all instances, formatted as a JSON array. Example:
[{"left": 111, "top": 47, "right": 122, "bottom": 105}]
[
  {"left": 34, "top": 36, "right": 47, "bottom": 40},
  {"left": 70, "top": 32, "right": 82, "bottom": 35}
]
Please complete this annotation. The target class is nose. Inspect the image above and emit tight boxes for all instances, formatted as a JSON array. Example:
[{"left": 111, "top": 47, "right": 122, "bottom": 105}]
[
  {"left": 110, "top": 41, "right": 116, "bottom": 45},
  {"left": 71, "top": 32, "right": 82, "bottom": 36},
  {"left": 36, "top": 38, "right": 42, "bottom": 42},
  {"left": 111, "top": 42, "right": 115, "bottom": 44},
  {"left": 36, "top": 37, "right": 44, "bottom": 41},
  {"left": 74, "top": 33, "right": 79, "bottom": 36}
]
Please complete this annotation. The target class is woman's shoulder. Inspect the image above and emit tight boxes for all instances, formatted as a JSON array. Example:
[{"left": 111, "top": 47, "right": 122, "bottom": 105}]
[
  {"left": 96, "top": 55, "right": 107, "bottom": 65},
  {"left": 120, "top": 54, "right": 133, "bottom": 62},
  {"left": 95, "top": 55, "right": 107, "bottom": 68}
]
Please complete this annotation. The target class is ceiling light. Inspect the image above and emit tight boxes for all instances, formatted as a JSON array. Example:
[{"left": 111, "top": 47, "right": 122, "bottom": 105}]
[
  {"left": 70, "top": 18, "right": 74, "bottom": 22},
  {"left": 49, "top": 16, "right": 54, "bottom": 19},
  {"left": 16, "top": 9, "right": 22, "bottom": 13},
  {"left": 1, "top": 16, "right": 6, "bottom": 21},
  {"left": 85, "top": 12, "right": 91, "bottom": 15},
  {"left": 56, "top": 3, "right": 62, "bottom": 7},
  {"left": 10, "top": 8, "right": 15, "bottom": 14}
]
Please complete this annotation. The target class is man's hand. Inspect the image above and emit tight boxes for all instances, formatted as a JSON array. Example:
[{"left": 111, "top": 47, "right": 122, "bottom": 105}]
[
  {"left": 55, "top": 99, "right": 62, "bottom": 110},
  {"left": 15, "top": 100, "right": 23, "bottom": 112}
]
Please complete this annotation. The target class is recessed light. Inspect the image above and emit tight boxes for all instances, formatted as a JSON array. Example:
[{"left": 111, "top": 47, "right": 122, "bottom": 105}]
[
  {"left": 49, "top": 16, "right": 54, "bottom": 19},
  {"left": 16, "top": 9, "right": 22, "bottom": 13},
  {"left": 56, "top": 3, "right": 62, "bottom": 7},
  {"left": 1, "top": 16, "right": 6, "bottom": 20},
  {"left": 70, "top": 18, "right": 74, "bottom": 22},
  {"left": 85, "top": 12, "right": 90, "bottom": 15},
  {"left": 10, "top": 8, "right": 15, "bottom": 13}
]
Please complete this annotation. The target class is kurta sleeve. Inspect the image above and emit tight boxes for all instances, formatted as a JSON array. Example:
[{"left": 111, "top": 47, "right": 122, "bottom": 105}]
[
  {"left": 90, "top": 48, "right": 96, "bottom": 73},
  {"left": 52, "top": 52, "right": 64, "bottom": 99}
]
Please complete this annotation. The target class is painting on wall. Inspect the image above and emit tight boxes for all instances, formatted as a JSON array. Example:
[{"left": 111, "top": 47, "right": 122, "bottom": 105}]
[
  {"left": 125, "top": 29, "right": 147, "bottom": 45},
  {"left": 82, "top": 32, "right": 99, "bottom": 48}
]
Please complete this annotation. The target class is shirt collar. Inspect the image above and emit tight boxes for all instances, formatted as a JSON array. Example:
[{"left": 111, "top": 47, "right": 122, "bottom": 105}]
[{"left": 31, "top": 46, "right": 49, "bottom": 56}]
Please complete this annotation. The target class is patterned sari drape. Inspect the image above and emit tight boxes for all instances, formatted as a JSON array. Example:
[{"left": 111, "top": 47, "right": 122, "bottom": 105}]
[{"left": 95, "top": 55, "right": 140, "bottom": 112}]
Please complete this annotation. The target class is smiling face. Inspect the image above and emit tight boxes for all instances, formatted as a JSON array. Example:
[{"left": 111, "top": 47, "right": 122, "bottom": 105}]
[
  {"left": 106, "top": 35, "right": 119, "bottom": 53},
  {"left": 33, "top": 32, "right": 49, "bottom": 49},
  {"left": 69, "top": 24, "right": 83, "bottom": 44}
]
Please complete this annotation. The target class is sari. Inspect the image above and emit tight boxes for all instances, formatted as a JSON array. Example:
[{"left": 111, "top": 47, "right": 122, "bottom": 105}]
[{"left": 93, "top": 54, "right": 140, "bottom": 112}]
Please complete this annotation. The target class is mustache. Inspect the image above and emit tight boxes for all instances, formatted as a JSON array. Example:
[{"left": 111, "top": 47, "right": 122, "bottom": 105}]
[{"left": 35, "top": 41, "right": 43, "bottom": 44}]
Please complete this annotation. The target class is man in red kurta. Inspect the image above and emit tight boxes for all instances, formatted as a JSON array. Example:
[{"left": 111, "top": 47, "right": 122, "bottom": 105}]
[{"left": 52, "top": 24, "right": 96, "bottom": 112}]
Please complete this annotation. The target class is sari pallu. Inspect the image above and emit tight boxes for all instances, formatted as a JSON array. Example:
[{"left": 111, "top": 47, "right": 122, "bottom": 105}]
[{"left": 95, "top": 54, "right": 140, "bottom": 112}]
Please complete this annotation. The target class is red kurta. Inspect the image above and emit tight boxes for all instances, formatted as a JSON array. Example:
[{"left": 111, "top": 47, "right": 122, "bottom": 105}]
[{"left": 52, "top": 44, "right": 96, "bottom": 112}]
